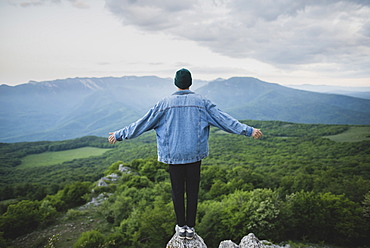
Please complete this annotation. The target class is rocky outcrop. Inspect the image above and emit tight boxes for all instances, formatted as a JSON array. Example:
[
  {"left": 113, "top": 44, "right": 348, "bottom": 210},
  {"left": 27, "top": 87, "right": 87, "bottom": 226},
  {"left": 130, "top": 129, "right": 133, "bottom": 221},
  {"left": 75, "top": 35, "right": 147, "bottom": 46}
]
[
  {"left": 96, "top": 165, "right": 131, "bottom": 187},
  {"left": 118, "top": 164, "right": 131, "bottom": 173},
  {"left": 219, "top": 240, "right": 239, "bottom": 248},
  {"left": 166, "top": 233, "right": 207, "bottom": 248},
  {"left": 239, "top": 233, "right": 264, "bottom": 248},
  {"left": 97, "top": 173, "right": 119, "bottom": 186},
  {"left": 167, "top": 233, "right": 289, "bottom": 248},
  {"left": 80, "top": 193, "right": 112, "bottom": 209}
]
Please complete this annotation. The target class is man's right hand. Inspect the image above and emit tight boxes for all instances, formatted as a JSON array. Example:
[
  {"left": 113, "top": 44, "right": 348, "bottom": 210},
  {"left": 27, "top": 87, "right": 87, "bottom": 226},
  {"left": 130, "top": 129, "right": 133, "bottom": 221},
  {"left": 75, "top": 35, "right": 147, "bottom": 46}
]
[{"left": 108, "top": 132, "right": 117, "bottom": 144}]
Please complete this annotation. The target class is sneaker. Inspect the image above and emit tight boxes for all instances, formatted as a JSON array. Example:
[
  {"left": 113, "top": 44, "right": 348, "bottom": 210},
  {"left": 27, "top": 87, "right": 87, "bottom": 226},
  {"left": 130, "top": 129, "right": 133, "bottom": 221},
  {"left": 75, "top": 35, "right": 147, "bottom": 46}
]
[
  {"left": 175, "top": 225, "right": 187, "bottom": 239},
  {"left": 186, "top": 226, "right": 195, "bottom": 240}
]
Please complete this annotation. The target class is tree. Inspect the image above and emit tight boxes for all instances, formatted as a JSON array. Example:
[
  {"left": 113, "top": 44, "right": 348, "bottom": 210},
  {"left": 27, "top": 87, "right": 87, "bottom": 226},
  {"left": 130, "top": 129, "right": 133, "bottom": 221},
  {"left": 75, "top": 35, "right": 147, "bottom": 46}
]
[
  {"left": 119, "top": 201, "right": 174, "bottom": 248},
  {"left": 0, "top": 200, "right": 42, "bottom": 239},
  {"left": 197, "top": 189, "right": 281, "bottom": 247},
  {"left": 284, "top": 191, "right": 367, "bottom": 245},
  {"left": 44, "top": 181, "right": 91, "bottom": 211}
]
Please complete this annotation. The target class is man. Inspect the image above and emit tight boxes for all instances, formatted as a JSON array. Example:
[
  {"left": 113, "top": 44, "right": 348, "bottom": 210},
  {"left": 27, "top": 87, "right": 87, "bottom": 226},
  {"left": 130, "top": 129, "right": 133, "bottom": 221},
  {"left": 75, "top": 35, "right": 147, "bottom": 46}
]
[{"left": 108, "top": 68, "right": 262, "bottom": 240}]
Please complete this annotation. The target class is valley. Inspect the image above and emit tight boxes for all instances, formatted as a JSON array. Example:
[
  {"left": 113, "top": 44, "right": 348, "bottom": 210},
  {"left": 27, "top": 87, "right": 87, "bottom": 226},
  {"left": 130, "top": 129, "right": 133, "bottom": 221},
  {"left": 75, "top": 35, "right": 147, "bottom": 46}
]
[{"left": 0, "top": 121, "right": 369, "bottom": 247}]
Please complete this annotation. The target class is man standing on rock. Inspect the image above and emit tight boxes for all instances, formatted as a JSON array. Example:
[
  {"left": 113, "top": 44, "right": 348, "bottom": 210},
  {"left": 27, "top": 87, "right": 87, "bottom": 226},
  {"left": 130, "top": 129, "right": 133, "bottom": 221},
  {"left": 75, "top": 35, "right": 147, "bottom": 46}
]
[{"left": 108, "top": 68, "right": 263, "bottom": 240}]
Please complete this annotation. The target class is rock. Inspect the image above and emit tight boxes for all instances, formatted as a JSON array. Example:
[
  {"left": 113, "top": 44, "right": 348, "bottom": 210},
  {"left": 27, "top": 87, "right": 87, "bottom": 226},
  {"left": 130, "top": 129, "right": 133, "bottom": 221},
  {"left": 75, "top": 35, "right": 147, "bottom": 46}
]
[
  {"left": 219, "top": 240, "right": 239, "bottom": 248},
  {"left": 97, "top": 173, "right": 120, "bottom": 187},
  {"left": 239, "top": 233, "right": 263, "bottom": 248},
  {"left": 80, "top": 193, "right": 112, "bottom": 209},
  {"left": 262, "top": 240, "right": 290, "bottom": 248},
  {"left": 97, "top": 180, "right": 109, "bottom": 187},
  {"left": 166, "top": 233, "right": 207, "bottom": 248},
  {"left": 119, "top": 164, "right": 131, "bottom": 173},
  {"left": 218, "top": 233, "right": 265, "bottom": 248},
  {"left": 107, "top": 173, "right": 119, "bottom": 179},
  {"left": 166, "top": 232, "right": 289, "bottom": 248},
  {"left": 95, "top": 167, "right": 131, "bottom": 188}
]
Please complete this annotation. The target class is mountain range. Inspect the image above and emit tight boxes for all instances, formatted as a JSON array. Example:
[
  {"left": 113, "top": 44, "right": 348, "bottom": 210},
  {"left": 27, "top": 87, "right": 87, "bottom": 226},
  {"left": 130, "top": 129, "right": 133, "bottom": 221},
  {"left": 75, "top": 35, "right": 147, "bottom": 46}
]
[
  {"left": 0, "top": 76, "right": 369, "bottom": 142},
  {"left": 286, "top": 84, "right": 370, "bottom": 99}
]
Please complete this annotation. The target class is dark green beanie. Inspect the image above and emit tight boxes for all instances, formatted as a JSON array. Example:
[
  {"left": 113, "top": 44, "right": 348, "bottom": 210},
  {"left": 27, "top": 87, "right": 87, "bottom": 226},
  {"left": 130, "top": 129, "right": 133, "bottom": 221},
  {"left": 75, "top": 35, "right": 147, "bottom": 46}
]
[{"left": 174, "top": 68, "right": 192, "bottom": 89}]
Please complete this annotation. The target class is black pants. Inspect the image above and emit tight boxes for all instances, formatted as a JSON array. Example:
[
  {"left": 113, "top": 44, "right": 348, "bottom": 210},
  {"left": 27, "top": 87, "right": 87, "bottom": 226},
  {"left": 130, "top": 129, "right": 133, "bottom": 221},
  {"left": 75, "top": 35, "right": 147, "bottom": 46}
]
[{"left": 168, "top": 161, "right": 201, "bottom": 228}]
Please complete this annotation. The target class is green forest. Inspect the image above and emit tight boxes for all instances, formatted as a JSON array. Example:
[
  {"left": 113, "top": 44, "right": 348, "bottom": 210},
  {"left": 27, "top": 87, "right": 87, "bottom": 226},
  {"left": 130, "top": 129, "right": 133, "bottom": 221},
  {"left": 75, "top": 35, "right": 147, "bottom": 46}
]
[{"left": 0, "top": 120, "right": 369, "bottom": 248}]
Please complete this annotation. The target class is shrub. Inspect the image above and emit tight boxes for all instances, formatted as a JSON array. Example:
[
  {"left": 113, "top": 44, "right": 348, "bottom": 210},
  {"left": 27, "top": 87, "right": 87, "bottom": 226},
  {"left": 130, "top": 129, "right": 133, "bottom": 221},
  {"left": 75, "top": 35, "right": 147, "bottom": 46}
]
[
  {"left": 73, "top": 230, "right": 106, "bottom": 248},
  {"left": 65, "top": 209, "right": 86, "bottom": 220},
  {"left": 0, "top": 200, "right": 42, "bottom": 239},
  {"left": 284, "top": 191, "right": 367, "bottom": 245},
  {"left": 197, "top": 189, "right": 281, "bottom": 247},
  {"left": 45, "top": 181, "right": 91, "bottom": 211}
]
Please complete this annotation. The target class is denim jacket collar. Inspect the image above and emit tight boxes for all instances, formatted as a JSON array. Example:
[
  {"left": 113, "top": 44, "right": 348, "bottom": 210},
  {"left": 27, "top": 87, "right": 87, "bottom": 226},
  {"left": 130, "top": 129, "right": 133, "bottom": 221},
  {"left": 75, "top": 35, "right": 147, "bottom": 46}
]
[{"left": 172, "top": 90, "right": 195, "bottom": 96}]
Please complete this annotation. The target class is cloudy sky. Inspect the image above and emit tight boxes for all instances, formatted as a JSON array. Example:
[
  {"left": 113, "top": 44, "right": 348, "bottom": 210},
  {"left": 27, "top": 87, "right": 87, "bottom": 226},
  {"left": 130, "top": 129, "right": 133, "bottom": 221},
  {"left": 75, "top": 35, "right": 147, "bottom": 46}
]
[{"left": 1, "top": 0, "right": 369, "bottom": 87}]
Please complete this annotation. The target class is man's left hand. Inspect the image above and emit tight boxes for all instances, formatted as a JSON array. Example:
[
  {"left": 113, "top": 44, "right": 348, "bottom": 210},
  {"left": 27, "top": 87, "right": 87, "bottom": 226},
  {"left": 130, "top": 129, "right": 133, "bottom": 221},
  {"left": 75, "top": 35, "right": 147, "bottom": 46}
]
[{"left": 252, "top": 129, "right": 263, "bottom": 139}]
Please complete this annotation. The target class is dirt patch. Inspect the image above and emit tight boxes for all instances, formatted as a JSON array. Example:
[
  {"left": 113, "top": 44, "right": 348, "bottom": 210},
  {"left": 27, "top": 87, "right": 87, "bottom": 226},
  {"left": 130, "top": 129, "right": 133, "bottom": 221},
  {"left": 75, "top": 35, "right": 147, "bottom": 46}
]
[{"left": 11, "top": 206, "right": 105, "bottom": 248}]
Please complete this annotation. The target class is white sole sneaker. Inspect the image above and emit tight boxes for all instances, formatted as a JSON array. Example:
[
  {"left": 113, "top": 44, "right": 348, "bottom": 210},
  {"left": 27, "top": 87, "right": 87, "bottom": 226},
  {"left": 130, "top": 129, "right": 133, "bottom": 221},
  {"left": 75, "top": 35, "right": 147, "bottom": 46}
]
[
  {"left": 186, "top": 227, "right": 195, "bottom": 240},
  {"left": 175, "top": 225, "right": 187, "bottom": 239}
]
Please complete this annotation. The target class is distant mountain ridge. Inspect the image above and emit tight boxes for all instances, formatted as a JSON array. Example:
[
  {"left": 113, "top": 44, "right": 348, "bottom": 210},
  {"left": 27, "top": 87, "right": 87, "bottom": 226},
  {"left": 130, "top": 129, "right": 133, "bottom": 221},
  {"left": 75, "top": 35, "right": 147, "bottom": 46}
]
[
  {"left": 198, "top": 77, "right": 370, "bottom": 125},
  {"left": 286, "top": 84, "right": 370, "bottom": 99},
  {"left": 1, "top": 76, "right": 369, "bottom": 142}
]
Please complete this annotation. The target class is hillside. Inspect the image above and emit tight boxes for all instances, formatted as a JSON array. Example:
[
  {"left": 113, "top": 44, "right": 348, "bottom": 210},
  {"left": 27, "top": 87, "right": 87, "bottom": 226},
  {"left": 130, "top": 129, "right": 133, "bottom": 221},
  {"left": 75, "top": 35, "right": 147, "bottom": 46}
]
[
  {"left": 0, "top": 76, "right": 174, "bottom": 142},
  {"left": 0, "top": 121, "right": 369, "bottom": 247},
  {"left": 1, "top": 76, "right": 369, "bottom": 142},
  {"left": 286, "top": 84, "right": 370, "bottom": 99},
  {"left": 197, "top": 77, "right": 370, "bottom": 124}
]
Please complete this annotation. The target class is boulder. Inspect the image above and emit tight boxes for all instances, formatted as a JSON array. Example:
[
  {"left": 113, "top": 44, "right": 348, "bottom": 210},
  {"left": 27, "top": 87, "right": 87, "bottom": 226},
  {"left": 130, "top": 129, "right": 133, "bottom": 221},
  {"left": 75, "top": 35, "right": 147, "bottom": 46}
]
[
  {"left": 217, "top": 234, "right": 264, "bottom": 248},
  {"left": 219, "top": 240, "right": 239, "bottom": 248},
  {"left": 239, "top": 233, "right": 263, "bottom": 248},
  {"left": 80, "top": 193, "right": 112, "bottom": 209},
  {"left": 119, "top": 164, "right": 131, "bottom": 173},
  {"left": 166, "top": 232, "right": 289, "bottom": 248},
  {"left": 166, "top": 233, "right": 207, "bottom": 248},
  {"left": 97, "top": 180, "right": 108, "bottom": 187}
]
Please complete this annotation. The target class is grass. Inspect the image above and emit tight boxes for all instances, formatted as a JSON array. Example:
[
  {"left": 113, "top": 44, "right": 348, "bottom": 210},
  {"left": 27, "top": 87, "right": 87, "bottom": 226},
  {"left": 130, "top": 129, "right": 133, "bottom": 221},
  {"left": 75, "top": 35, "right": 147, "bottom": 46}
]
[
  {"left": 0, "top": 198, "right": 18, "bottom": 205},
  {"left": 19, "top": 147, "right": 112, "bottom": 169},
  {"left": 324, "top": 126, "right": 370, "bottom": 142}
]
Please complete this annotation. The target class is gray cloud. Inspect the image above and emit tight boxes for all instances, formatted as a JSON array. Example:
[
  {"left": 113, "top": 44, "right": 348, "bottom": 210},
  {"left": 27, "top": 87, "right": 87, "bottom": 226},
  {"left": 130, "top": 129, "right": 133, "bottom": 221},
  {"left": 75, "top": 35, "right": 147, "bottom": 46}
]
[
  {"left": 8, "top": 0, "right": 89, "bottom": 8},
  {"left": 67, "top": 0, "right": 89, "bottom": 9},
  {"left": 105, "top": 0, "right": 194, "bottom": 30},
  {"left": 105, "top": 0, "right": 370, "bottom": 76},
  {"left": 7, "top": 0, "right": 58, "bottom": 7}
]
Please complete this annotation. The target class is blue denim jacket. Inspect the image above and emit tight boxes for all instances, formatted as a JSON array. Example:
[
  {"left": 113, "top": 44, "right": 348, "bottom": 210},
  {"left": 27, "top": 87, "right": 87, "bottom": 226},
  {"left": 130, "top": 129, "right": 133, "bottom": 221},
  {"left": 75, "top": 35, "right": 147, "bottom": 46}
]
[{"left": 114, "top": 90, "right": 254, "bottom": 164}]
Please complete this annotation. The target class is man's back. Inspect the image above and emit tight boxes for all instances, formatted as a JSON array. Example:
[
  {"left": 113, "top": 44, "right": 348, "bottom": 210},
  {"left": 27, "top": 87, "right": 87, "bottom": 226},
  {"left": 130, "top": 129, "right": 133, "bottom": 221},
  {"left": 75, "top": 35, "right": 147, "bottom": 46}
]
[{"left": 155, "top": 90, "right": 210, "bottom": 164}]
